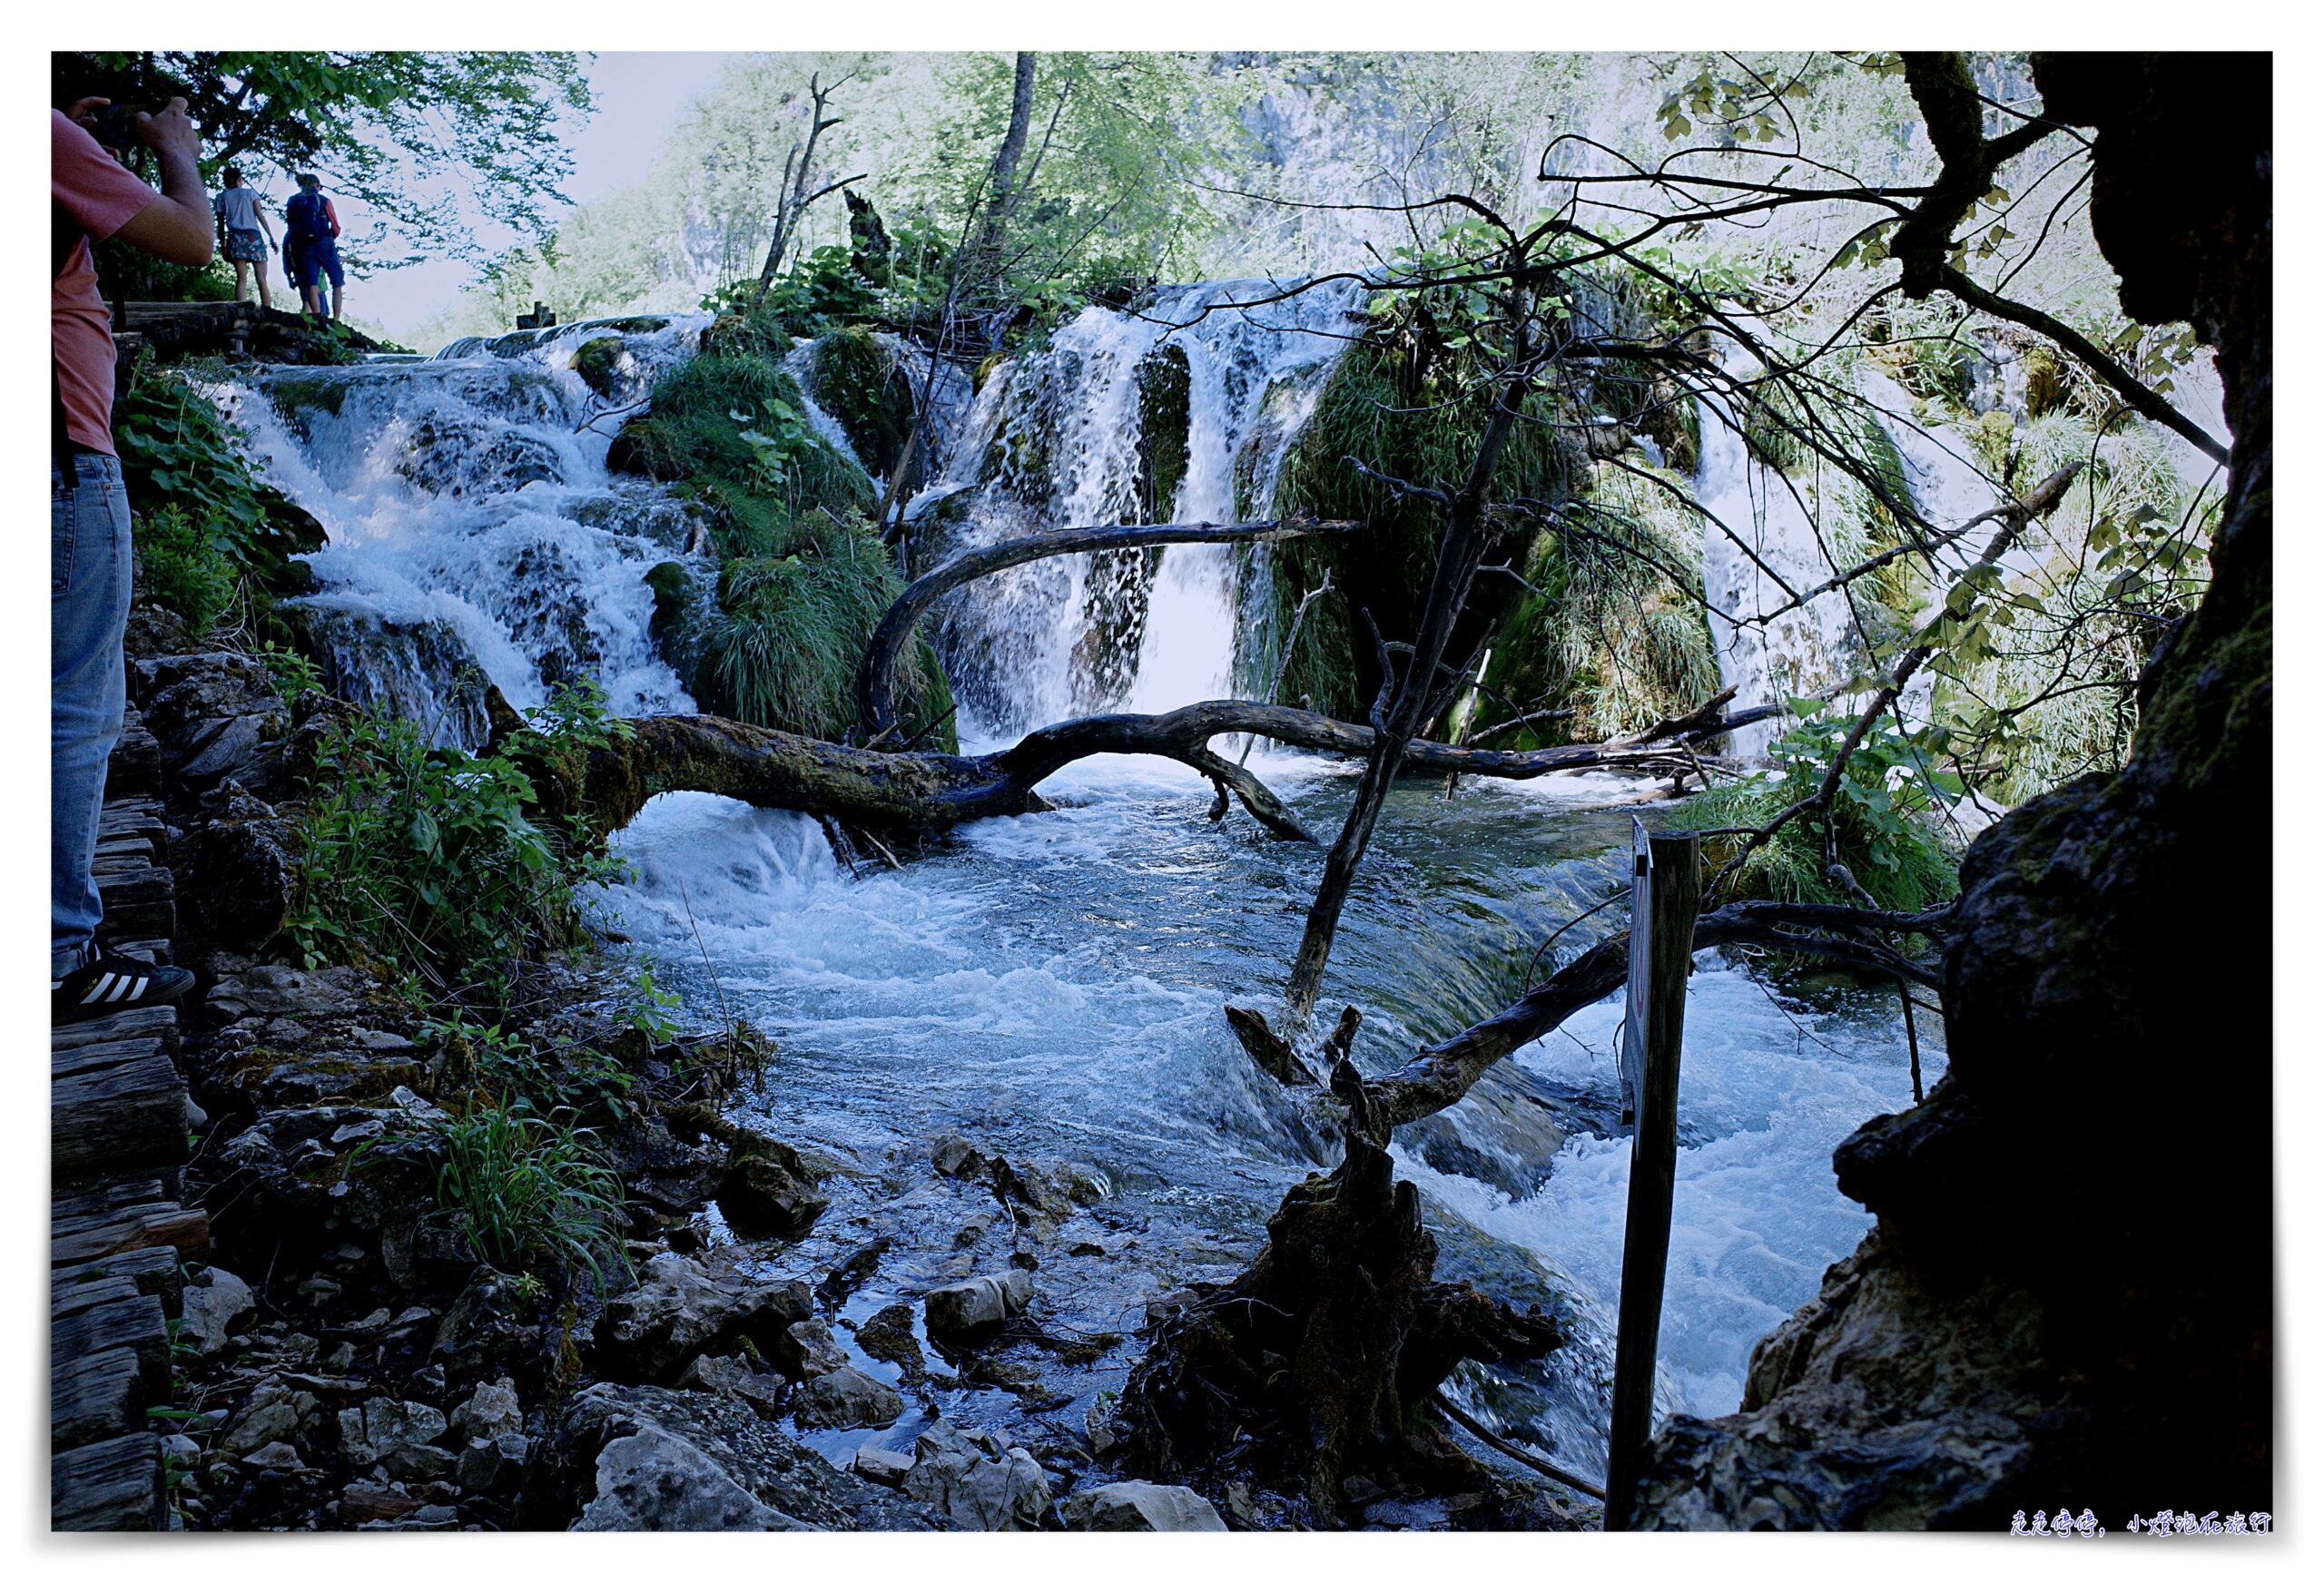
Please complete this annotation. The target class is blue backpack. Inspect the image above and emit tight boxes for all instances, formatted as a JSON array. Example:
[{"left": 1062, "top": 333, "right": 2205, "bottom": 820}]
[{"left": 287, "top": 191, "right": 332, "bottom": 243}]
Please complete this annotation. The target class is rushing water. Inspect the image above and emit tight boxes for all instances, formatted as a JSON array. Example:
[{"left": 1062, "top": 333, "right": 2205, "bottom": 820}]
[{"left": 229, "top": 308, "right": 1944, "bottom": 1490}]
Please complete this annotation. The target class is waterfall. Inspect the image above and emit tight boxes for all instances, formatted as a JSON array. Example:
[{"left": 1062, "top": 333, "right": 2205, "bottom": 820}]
[
  {"left": 218, "top": 314, "right": 876, "bottom": 746},
  {"left": 907, "top": 280, "right": 1363, "bottom": 735}
]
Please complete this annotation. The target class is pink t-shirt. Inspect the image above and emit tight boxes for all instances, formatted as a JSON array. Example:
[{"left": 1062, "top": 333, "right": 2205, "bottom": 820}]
[{"left": 52, "top": 109, "right": 161, "bottom": 455}]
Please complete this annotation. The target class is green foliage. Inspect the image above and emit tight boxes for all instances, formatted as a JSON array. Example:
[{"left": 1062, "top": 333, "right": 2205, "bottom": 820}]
[
  {"left": 428, "top": 1009, "right": 635, "bottom": 1124},
  {"left": 1473, "top": 464, "right": 1721, "bottom": 742},
  {"left": 435, "top": 1100, "right": 625, "bottom": 1283},
  {"left": 114, "top": 365, "right": 325, "bottom": 627},
  {"left": 134, "top": 504, "right": 241, "bottom": 636},
  {"left": 287, "top": 681, "right": 632, "bottom": 1011},
  {"left": 254, "top": 641, "right": 323, "bottom": 705},
  {"left": 1676, "top": 705, "right": 1962, "bottom": 910},
  {"left": 58, "top": 50, "right": 593, "bottom": 265},
  {"left": 697, "top": 511, "right": 953, "bottom": 743},
  {"left": 614, "top": 350, "right": 873, "bottom": 556},
  {"left": 1262, "top": 321, "right": 1582, "bottom": 719},
  {"left": 808, "top": 327, "right": 915, "bottom": 476}
]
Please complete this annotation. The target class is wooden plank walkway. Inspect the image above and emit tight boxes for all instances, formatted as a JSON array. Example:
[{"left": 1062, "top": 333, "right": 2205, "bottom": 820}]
[{"left": 51, "top": 725, "right": 206, "bottom": 1529}]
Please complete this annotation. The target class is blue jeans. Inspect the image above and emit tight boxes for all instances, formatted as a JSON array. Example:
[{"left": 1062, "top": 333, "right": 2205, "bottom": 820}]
[{"left": 52, "top": 451, "right": 133, "bottom": 978}]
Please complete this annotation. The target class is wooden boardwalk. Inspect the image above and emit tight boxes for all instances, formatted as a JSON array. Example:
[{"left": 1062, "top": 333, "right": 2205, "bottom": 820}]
[{"left": 51, "top": 706, "right": 209, "bottom": 1530}]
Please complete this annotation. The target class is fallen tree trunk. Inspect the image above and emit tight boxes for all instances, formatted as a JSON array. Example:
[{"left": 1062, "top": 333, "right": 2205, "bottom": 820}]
[
  {"left": 1340, "top": 899, "right": 1954, "bottom": 1132},
  {"left": 507, "top": 695, "right": 1777, "bottom": 846},
  {"left": 855, "top": 517, "right": 1363, "bottom": 741}
]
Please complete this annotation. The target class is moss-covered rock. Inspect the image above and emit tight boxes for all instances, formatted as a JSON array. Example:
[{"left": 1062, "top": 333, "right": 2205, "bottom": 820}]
[
  {"left": 808, "top": 327, "right": 916, "bottom": 481},
  {"left": 1136, "top": 342, "right": 1191, "bottom": 520},
  {"left": 569, "top": 335, "right": 632, "bottom": 399}
]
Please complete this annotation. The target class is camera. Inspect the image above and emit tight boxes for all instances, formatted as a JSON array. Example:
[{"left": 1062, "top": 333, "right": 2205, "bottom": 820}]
[{"left": 86, "top": 103, "right": 150, "bottom": 154}]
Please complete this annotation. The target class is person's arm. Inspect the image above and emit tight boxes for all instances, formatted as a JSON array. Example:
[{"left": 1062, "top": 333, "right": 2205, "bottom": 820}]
[
  {"left": 108, "top": 99, "right": 213, "bottom": 267},
  {"left": 324, "top": 198, "right": 340, "bottom": 239}
]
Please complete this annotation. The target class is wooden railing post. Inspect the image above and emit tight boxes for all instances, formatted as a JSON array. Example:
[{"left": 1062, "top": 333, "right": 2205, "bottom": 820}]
[{"left": 1603, "top": 824, "right": 1699, "bottom": 1530}]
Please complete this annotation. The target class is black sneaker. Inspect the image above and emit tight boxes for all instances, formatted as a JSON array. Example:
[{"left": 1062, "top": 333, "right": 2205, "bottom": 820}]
[{"left": 52, "top": 950, "right": 195, "bottom": 1024}]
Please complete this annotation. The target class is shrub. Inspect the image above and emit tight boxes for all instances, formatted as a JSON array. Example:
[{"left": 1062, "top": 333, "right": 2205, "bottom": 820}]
[
  {"left": 435, "top": 1100, "right": 625, "bottom": 1284},
  {"left": 115, "top": 363, "right": 325, "bottom": 626},
  {"left": 286, "top": 680, "right": 632, "bottom": 1009},
  {"left": 1674, "top": 704, "right": 1962, "bottom": 911}
]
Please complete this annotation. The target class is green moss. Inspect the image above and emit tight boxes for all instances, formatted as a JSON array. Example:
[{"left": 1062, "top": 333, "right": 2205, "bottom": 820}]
[
  {"left": 1263, "top": 335, "right": 1584, "bottom": 719},
  {"left": 609, "top": 352, "right": 874, "bottom": 558},
  {"left": 810, "top": 327, "right": 915, "bottom": 478},
  {"left": 569, "top": 335, "right": 628, "bottom": 398},
  {"left": 687, "top": 511, "right": 954, "bottom": 749},
  {"left": 1137, "top": 342, "right": 1192, "bottom": 520},
  {"left": 262, "top": 371, "right": 353, "bottom": 429}
]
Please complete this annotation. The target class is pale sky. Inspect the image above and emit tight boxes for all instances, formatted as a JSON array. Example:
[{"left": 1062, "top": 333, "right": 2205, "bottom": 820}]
[{"left": 349, "top": 52, "right": 732, "bottom": 344}]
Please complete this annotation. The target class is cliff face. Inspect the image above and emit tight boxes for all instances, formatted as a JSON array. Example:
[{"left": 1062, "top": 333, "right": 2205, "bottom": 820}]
[{"left": 1637, "top": 53, "right": 2273, "bottom": 1529}]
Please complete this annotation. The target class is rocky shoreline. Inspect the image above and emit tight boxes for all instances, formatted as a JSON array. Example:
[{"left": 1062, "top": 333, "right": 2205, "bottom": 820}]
[{"left": 78, "top": 612, "right": 1580, "bottom": 1533}]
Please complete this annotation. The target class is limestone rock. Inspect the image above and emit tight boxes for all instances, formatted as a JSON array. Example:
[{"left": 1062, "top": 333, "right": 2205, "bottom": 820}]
[
  {"left": 574, "top": 1426, "right": 809, "bottom": 1531},
  {"left": 773, "top": 1317, "right": 850, "bottom": 1381},
  {"left": 901, "top": 1421, "right": 1051, "bottom": 1531},
  {"left": 924, "top": 1270, "right": 1032, "bottom": 1337},
  {"left": 1065, "top": 1480, "right": 1230, "bottom": 1532},
  {"left": 793, "top": 1367, "right": 904, "bottom": 1431},
  {"left": 449, "top": 1377, "right": 523, "bottom": 1445},
  {"left": 852, "top": 1445, "right": 914, "bottom": 1486},
  {"left": 336, "top": 1399, "right": 449, "bottom": 1480},
  {"left": 594, "top": 1252, "right": 812, "bottom": 1382},
  {"left": 717, "top": 1141, "right": 830, "bottom": 1240},
  {"left": 550, "top": 1383, "right": 944, "bottom": 1530},
  {"left": 675, "top": 1352, "right": 790, "bottom": 1419},
  {"left": 219, "top": 1379, "right": 326, "bottom": 1456},
  {"left": 457, "top": 1432, "right": 530, "bottom": 1496},
  {"left": 181, "top": 1265, "right": 255, "bottom": 1355}
]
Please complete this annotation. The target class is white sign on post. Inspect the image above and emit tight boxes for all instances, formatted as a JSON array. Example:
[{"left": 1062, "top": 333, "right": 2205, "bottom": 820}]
[{"left": 1619, "top": 816, "right": 1652, "bottom": 1133}]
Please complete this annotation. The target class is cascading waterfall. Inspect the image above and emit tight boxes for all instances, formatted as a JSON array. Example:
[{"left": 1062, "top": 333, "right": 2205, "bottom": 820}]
[
  {"left": 221, "top": 293, "right": 1937, "bottom": 1491},
  {"left": 903, "top": 280, "right": 1364, "bottom": 734},
  {"left": 219, "top": 315, "right": 876, "bottom": 746}
]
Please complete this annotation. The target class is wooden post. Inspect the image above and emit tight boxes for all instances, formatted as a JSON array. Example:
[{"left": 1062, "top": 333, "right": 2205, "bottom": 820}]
[{"left": 1603, "top": 825, "right": 1699, "bottom": 1530}]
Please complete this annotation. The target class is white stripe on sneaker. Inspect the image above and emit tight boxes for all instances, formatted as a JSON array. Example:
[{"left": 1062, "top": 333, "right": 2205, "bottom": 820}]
[
  {"left": 106, "top": 976, "right": 134, "bottom": 1003},
  {"left": 128, "top": 977, "right": 148, "bottom": 1001},
  {"left": 80, "top": 973, "right": 114, "bottom": 1005}
]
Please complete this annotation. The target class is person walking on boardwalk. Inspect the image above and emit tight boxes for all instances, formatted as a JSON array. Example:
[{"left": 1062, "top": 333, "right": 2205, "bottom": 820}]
[
  {"left": 51, "top": 93, "right": 207, "bottom": 1018},
  {"left": 284, "top": 172, "right": 344, "bottom": 320},
  {"left": 212, "top": 165, "right": 275, "bottom": 310}
]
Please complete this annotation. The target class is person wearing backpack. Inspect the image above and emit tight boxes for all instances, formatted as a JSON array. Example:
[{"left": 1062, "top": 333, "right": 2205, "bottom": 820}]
[
  {"left": 50, "top": 93, "right": 212, "bottom": 1018},
  {"left": 284, "top": 172, "right": 344, "bottom": 321}
]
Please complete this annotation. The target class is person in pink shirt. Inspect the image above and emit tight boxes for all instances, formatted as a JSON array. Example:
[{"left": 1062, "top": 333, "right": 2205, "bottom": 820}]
[{"left": 51, "top": 93, "right": 213, "bottom": 1018}]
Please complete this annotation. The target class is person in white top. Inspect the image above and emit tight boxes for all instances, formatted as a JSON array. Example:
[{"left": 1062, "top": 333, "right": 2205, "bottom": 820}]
[{"left": 212, "top": 167, "right": 275, "bottom": 310}]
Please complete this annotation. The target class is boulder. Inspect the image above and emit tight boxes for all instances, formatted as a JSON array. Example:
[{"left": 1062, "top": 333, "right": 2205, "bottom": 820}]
[
  {"left": 594, "top": 1252, "right": 812, "bottom": 1382},
  {"left": 548, "top": 1383, "right": 944, "bottom": 1531},
  {"left": 772, "top": 1317, "right": 850, "bottom": 1381},
  {"left": 675, "top": 1352, "right": 790, "bottom": 1420},
  {"left": 431, "top": 1271, "right": 544, "bottom": 1391},
  {"left": 852, "top": 1445, "right": 914, "bottom": 1487},
  {"left": 924, "top": 1270, "right": 1032, "bottom": 1337},
  {"left": 793, "top": 1367, "right": 904, "bottom": 1431},
  {"left": 901, "top": 1421, "right": 1051, "bottom": 1531},
  {"left": 449, "top": 1376, "right": 523, "bottom": 1444},
  {"left": 180, "top": 1266, "right": 255, "bottom": 1355},
  {"left": 573, "top": 1426, "right": 809, "bottom": 1532},
  {"left": 1065, "top": 1480, "right": 1230, "bottom": 1532},
  {"left": 179, "top": 781, "right": 301, "bottom": 949},
  {"left": 717, "top": 1142, "right": 830, "bottom": 1240}
]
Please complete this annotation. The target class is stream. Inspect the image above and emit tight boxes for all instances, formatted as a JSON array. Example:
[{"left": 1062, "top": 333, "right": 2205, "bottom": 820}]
[{"left": 222, "top": 305, "right": 1946, "bottom": 1490}]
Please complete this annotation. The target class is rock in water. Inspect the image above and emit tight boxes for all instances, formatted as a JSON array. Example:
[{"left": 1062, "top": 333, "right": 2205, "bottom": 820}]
[
  {"left": 923, "top": 1270, "right": 1032, "bottom": 1338},
  {"left": 717, "top": 1141, "right": 830, "bottom": 1240},
  {"left": 1064, "top": 1480, "right": 1230, "bottom": 1532},
  {"left": 793, "top": 1367, "right": 904, "bottom": 1431},
  {"left": 900, "top": 1421, "right": 1052, "bottom": 1530},
  {"left": 594, "top": 1252, "right": 812, "bottom": 1381}
]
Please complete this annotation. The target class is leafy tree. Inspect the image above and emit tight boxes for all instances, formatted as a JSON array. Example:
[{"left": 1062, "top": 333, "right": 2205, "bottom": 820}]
[{"left": 54, "top": 50, "right": 593, "bottom": 265}]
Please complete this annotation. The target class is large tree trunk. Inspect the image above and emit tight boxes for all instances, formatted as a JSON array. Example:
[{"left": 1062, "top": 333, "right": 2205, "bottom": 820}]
[
  {"left": 1630, "top": 51, "right": 2272, "bottom": 1529},
  {"left": 502, "top": 694, "right": 1773, "bottom": 849}
]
